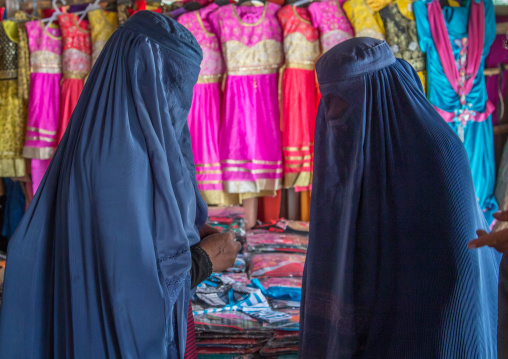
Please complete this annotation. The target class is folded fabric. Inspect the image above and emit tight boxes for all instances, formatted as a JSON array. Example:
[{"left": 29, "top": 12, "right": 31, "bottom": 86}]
[
  {"left": 250, "top": 278, "right": 302, "bottom": 302},
  {"left": 193, "top": 275, "right": 270, "bottom": 315},
  {"left": 193, "top": 312, "right": 269, "bottom": 333},
  {"left": 246, "top": 231, "right": 308, "bottom": 253},
  {"left": 249, "top": 253, "right": 306, "bottom": 278}
]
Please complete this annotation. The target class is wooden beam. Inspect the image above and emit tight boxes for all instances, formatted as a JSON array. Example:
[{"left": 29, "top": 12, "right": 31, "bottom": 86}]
[
  {"left": 485, "top": 66, "right": 508, "bottom": 77},
  {"left": 497, "top": 21, "right": 508, "bottom": 35},
  {"left": 494, "top": 124, "right": 508, "bottom": 136}
]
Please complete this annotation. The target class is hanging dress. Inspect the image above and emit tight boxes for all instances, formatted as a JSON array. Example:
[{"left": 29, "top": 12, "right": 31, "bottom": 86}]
[
  {"left": 0, "top": 21, "right": 27, "bottom": 178},
  {"left": 57, "top": 14, "right": 91, "bottom": 143},
  {"left": 308, "top": 0, "right": 354, "bottom": 54},
  {"left": 210, "top": 3, "right": 284, "bottom": 196},
  {"left": 378, "top": 0, "right": 426, "bottom": 90},
  {"left": 277, "top": 5, "right": 319, "bottom": 191},
  {"left": 343, "top": 0, "right": 385, "bottom": 40},
  {"left": 89, "top": 9, "right": 118, "bottom": 68},
  {"left": 23, "top": 21, "right": 62, "bottom": 194},
  {"left": 414, "top": 0, "right": 497, "bottom": 225},
  {"left": 178, "top": 4, "right": 237, "bottom": 206}
]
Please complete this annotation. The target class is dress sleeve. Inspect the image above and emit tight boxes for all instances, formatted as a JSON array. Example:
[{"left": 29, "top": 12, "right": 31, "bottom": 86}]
[{"left": 413, "top": 0, "right": 430, "bottom": 54}]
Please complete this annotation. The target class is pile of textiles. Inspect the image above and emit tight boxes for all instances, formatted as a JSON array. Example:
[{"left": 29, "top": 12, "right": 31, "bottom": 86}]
[
  {"left": 245, "top": 226, "right": 307, "bottom": 357},
  {"left": 192, "top": 220, "right": 308, "bottom": 357},
  {"left": 207, "top": 206, "right": 247, "bottom": 243}
]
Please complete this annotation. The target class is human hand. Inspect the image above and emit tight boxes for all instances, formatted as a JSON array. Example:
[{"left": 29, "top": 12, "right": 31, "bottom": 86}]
[
  {"left": 468, "top": 211, "right": 508, "bottom": 254},
  {"left": 199, "top": 223, "right": 220, "bottom": 239},
  {"left": 198, "top": 231, "right": 241, "bottom": 272}
]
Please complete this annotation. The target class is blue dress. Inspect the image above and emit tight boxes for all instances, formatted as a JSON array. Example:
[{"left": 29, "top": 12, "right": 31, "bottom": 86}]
[
  {"left": 300, "top": 37, "right": 501, "bottom": 358},
  {"left": 414, "top": 0, "right": 497, "bottom": 225},
  {"left": 0, "top": 11, "right": 208, "bottom": 359}
]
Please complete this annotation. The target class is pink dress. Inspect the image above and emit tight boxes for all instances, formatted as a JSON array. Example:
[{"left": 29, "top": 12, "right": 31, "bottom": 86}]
[
  {"left": 308, "top": 0, "right": 354, "bottom": 53},
  {"left": 23, "top": 21, "right": 63, "bottom": 193},
  {"left": 210, "top": 3, "right": 284, "bottom": 194},
  {"left": 178, "top": 4, "right": 226, "bottom": 205}
]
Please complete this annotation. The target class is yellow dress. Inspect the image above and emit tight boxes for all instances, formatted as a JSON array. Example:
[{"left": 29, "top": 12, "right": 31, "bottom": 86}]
[
  {"left": 343, "top": 0, "right": 385, "bottom": 40},
  {"left": 0, "top": 20, "right": 27, "bottom": 177},
  {"left": 89, "top": 10, "right": 118, "bottom": 67}
]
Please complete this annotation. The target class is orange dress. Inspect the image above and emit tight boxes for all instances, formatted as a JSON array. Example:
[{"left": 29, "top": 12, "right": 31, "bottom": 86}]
[
  {"left": 57, "top": 14, "right": 91, "bottom": 143},
  {"left": 277, "top": 5, "right": 320, "bottom": 191}
]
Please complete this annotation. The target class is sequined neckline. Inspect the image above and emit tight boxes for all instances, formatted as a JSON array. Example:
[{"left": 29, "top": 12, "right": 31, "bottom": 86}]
[
  {"left": 39, "top": 21, "right": 62, "bottom": 40},
  {"left": 291, "top": 6, "right": 311, "bottom": 25},
  {"left": 233, "top": 3, "right": 268, "bottom": 27}
]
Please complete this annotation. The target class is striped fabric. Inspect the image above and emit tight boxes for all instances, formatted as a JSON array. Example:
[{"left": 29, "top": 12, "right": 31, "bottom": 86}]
[{"left": 184, "top": 301, "right": 197, "bottom": 359}]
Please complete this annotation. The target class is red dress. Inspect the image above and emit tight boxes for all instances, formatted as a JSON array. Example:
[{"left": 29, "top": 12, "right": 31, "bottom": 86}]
[
  {"left": 57, "top": 14, "right": 91, "bottom": 142},
  {"left": 277, "top": 6, "right": 320, "bottom": 191}
]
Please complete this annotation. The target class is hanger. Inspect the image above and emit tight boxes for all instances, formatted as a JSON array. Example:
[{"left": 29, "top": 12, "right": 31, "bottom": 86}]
[
  {"left": 74, "top": 0, "right": 101, "bottom": 24},
  {"left": 42, "top": 0, "right": 65, "bottom": 29},
  {"left": 292, "top": 0, "right": 318, "bottom": 7},
  {"left": 237, "top": 0, "right": 265, "bottom": 6}
]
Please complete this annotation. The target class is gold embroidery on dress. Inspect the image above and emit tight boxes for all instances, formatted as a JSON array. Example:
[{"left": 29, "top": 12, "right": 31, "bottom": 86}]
[
  {"left": 284, "top": 32, "right": 320, "bottom": 69},
  {"left": 30, "top": 51, "right": 62, "bottom": 74},
  {"left": 223, "top": 39, "right": 283, "bottom": 75}
]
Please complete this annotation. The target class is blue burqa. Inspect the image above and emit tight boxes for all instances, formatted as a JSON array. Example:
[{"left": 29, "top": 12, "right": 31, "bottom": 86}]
[
  {"left": 300, "top": 38, "right": 501, "bottom": 358},
  {"left": 0, "top": 11, "right": 207, "bottom": 358}
]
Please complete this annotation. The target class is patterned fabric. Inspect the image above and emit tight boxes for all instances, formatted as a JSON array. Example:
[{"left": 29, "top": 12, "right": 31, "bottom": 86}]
[
  {"left": 14, "top": 11, "right": 30, "bottom": 105},
  {"left": 343, "top": 0, "right": 385, "bottom": 40},
  {"left": 58, "top": 14, "right": 91, "bottom": 143},
  {"left": 209, "top": 4, "right": 283, "bottom": 194},
  {"left": 59, "top": 14, "right": 91, "bottom": 80},
  {"left": 249, "top": 253, "right": 305, "bottom": 278},
  {"left": 89, "top": 10, "right": 118, "bottom": 67},
  {"left": 308, "top": 0, "right": 354, "bottom": 53},
  {"left": 178, "top": 4, "right": 229, "bottom": 205},
  {"left": 379, "top": 0, "right": 426, "bottom": 89},
  {"left": 184, "top": 301, "right": 198, "bottom": 359},
  {"left": 0, "top": 21, "right": 27, "bottom": 177},
  {"left": 23, "top": 21, "right": 62, "bottom": 160},
  {"left": 278, "top": 5, "right": 319, "bottom": 190},
  {"left": 212, "top": 3, "right": 284, "bottom": 75},
  {"left": 414, "top": 0, "right": 497, "bottom": 224},
  {"left": 117, "top": 3, "right": 130, "bottom": 25}
]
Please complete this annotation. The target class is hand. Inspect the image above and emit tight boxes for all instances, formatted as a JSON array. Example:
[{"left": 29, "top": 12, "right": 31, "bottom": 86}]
[
  {"left": 198, "top": 231, "right": 241, "bottom": 272},
  {"left": 468, "top": 211, "right": 508, "bottom": 254},
  {"left": 199, "top": 223, "right": 220, "bottom": 239}
]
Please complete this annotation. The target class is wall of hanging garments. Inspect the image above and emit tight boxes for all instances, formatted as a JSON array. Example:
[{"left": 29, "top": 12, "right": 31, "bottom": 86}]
[{"left": 0, "top": 0, "right": 507, "bottom": 229}]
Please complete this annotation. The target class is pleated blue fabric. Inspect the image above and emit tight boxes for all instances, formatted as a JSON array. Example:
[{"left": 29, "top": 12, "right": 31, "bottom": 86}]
[
  {"left": 0, "top": 11, "right": 207, "bottom": 358},
  {"left": 300, "top": 38, "right": 501, "bottom": 358}
]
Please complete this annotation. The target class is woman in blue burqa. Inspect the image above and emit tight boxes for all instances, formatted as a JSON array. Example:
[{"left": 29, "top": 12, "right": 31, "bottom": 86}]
[
  {"left": 0, "top": 11, "right": 240, "bottom": 358},
  {"left": 300, "top": 37, "right": 501, "bottom": 358}
]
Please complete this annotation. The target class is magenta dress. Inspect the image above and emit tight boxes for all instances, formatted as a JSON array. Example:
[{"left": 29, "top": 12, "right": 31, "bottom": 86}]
[
  {"left": 210, "top": 3, "right": 284, "bottom": 195},
  {"left": 308, "top": 0, "right": 354, "bottom": 53},
  {"left": 486, "top": 16, "right": 508, "bottom": 126},
  {"left": 178, "top": 4, "right": 227, "bottom": 205},
  {"left": 23, "top": 21, "right": 62, "bottom": 194}
]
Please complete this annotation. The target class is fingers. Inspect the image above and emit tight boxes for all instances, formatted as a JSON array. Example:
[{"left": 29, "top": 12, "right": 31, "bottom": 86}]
[
  {"left": 494, "top": 211, "right": 508, "bottom": 222},
  {"left": 468, "top": 228, "right": 508, "bottom": 249}
]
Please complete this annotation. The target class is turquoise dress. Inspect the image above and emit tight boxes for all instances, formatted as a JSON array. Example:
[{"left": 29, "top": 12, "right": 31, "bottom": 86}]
[{"left": 414, "top": 0, "right": 497, "bottom": 225}]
